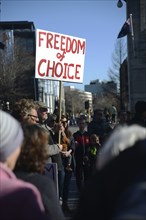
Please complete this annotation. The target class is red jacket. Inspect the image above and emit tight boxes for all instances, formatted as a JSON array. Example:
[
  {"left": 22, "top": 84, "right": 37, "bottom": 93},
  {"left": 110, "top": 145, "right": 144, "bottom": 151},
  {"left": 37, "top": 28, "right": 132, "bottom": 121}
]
[{"left": 73, "top": 130, "right": 90, "bottom": 163}]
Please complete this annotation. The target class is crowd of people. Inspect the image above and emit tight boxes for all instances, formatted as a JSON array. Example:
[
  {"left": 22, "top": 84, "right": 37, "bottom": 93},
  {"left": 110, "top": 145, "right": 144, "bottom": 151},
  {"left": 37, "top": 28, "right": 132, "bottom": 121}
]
[{"left": 0, "top": 98, "right": 146, "bottom": 220}]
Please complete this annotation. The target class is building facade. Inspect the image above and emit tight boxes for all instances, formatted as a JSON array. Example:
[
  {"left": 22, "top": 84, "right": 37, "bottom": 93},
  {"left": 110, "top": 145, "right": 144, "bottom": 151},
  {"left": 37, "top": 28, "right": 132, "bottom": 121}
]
[
  {"left": 84, "top": 79, "right": 103, "bottom": 95},
  {"left": 126, "top": 0, "right": 146, "bottom": 111},
  {"left": 120, "top": 58, "right": 129, "bottom": 110},
  {"left": 85, "top": 79, "right": 117, "bottom": 96}
]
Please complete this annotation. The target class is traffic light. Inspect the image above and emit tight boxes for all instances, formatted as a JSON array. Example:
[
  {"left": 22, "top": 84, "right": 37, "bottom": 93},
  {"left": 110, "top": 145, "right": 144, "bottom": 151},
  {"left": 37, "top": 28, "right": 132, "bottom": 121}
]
[{"left": 85, "top": 100, "right": 89, "bottom": 109}]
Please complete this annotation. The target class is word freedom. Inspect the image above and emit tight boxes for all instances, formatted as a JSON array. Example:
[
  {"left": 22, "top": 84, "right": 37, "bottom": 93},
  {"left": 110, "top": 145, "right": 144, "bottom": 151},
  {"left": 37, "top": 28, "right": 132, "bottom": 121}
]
[
  {"left": 38, "top": 31, "right": 85, "bottom": 54},
  {"left": 37, "top": 31, "right": 86, "bottom": 81}
]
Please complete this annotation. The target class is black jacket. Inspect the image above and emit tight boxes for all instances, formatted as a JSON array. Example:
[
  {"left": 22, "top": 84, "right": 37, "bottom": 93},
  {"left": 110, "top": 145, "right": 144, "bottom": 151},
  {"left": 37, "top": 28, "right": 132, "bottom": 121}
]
[
  {"left": 72, "top": 139, "right": 146, "bottom": 220},
  {"left": 15, "top": 171, "right": 64, "bottom": 220}
]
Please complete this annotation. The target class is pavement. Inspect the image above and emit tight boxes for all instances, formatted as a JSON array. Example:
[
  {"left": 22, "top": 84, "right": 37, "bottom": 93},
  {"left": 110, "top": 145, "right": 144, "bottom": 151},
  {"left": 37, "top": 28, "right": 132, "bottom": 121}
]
[
  {"left": 64, "top": 174, "right": 79, "bottom": 220},
  {"left": 61, "top": 125, "right": 79, "bottom": 219}
]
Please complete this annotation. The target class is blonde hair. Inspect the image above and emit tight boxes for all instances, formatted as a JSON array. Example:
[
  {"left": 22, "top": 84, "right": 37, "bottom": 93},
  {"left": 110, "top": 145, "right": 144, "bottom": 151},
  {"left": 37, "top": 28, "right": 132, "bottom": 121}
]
[{"left": 11, "top": 98, "right": 36, "bottom": 122}]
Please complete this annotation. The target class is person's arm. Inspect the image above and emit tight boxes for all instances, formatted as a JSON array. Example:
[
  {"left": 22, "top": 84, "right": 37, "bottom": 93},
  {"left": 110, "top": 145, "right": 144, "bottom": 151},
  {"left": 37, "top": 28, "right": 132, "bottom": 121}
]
[
  {"left": 62, "top": 148, "right": 72, "bottom": 157},
  {"left": 48, "top": 144, "right": 62, "bottom": 156},
  {"left": 69, "top": 135, "right": 75, "bottom": 152}
]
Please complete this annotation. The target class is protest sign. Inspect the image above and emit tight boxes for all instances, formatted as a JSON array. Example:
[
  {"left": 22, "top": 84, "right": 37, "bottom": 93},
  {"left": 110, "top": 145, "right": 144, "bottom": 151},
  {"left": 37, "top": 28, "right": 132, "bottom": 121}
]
[{"left": 35, "top": 29, "right": 86, "bottom": 83}]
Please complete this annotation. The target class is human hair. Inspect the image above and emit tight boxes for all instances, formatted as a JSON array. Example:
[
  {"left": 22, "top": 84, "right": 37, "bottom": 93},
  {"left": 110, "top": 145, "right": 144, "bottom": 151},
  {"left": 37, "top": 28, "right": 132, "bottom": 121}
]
[
  {"left": 61, "top": 114, "right": 72, "bottom": 138},
  {"left": 11, "top": 98, "right": 36, "bottom": 122},
  {"left": 90, "top": 134, "right": 99, "bottom": 142},
  {"left": 77, "top": 117, "right": 87, "bottom": 128},
  {"left": 15, "top": 124, "right": 49, "bottom": 173},
  {"left": 78, "top": 117, "right": 86, "bottom": 124}
]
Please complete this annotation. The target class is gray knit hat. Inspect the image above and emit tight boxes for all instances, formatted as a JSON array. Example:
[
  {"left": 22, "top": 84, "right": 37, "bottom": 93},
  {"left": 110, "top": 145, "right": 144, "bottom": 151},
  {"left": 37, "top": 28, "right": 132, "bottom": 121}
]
[
  {"left": 97, "top": 124, "right": 146, "bottom": 170},
  {"left": 0, "top": 110, "right": 24, "bottom": 162}
]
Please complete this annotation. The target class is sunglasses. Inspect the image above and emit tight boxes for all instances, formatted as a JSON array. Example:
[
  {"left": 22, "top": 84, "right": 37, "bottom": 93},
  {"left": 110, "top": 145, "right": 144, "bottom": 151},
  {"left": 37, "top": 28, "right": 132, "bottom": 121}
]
[{"left": 28, "top": 114, "right": 38, "bottom": 120}]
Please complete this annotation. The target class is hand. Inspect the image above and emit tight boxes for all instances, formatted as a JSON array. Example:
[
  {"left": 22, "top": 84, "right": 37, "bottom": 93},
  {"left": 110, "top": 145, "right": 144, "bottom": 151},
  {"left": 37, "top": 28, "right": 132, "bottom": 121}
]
[
  {"left": 75, "top": 141, "right": 78, "bottom": 147},
  {"left": 61, "top": 151, "right": 71, "bottom": 157},
  {"left": 58, "top": 144, "right": 63, "bottom": 151},
  {"left": 60, "top": 125, "right": 65, "bottom": 133}
]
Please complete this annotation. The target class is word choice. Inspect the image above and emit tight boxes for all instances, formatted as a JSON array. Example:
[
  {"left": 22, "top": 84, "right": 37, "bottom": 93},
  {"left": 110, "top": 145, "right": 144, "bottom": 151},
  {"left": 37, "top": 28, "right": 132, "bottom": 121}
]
[{"left": 38, "top": 59, "right": 81, "bottom": 80}]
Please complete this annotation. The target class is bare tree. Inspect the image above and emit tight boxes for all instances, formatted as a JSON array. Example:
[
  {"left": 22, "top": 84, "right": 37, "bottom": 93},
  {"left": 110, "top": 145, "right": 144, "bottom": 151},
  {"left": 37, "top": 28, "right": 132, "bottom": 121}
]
[
  {"left": 65, "top": 89, "right": 86, "bottom": 116},
  {"left": 0, "top": 35, "right": 35, "bottom": 109},
  {"left": 104, "top": 38, "right": 127, "bottom": 110}
]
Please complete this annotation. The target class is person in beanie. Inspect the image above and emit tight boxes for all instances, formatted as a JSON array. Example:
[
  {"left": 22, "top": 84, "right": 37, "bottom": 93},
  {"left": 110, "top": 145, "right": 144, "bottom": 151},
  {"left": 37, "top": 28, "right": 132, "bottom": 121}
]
[
  {"left": 0, "top": 110, "right": 49, "bottom": 220},
  {"left": 72, "top": 124, "right": 146, "bottom": 220}
]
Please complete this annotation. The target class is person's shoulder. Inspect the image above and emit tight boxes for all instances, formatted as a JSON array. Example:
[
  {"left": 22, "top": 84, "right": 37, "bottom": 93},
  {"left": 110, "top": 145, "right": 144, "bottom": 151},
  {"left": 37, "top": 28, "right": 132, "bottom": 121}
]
[
  {"left": 38, "top": 123, "right": 49, "bottom": 131},
  {"left": 30, "top": 172, "right": 55, "bottom": 185},
  {"left": 2, "top": 171, "right": 44, "bottom": 206},
  {"left": 73, "top": 130, "right": 79, "bottom": 135},
  {"left": 29, "top": 172, "right": 57, "bottom": 192},
  {"left": 14, "top": 174, "right": 43, "bottom": 193},
  {"left": 83, "top": 130, "right": 90, "bottom": 135},
  {"left": 113, "top": 175, "right": 146, "bottom": 220},
  {"left": 15, "top": 171, "right": 53, "bottom": 184}
]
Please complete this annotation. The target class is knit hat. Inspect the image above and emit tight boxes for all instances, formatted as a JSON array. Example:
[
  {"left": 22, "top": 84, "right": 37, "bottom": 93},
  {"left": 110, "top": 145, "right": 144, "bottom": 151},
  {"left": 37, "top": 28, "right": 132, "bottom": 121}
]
[
  {"left": 35, "top": 101, "right": 48, "bottom": 112},
  {"left": 0, "top": 110, "right": 24, "bottom": 162},
  {"left": 97, "top": 124, "right": 146, "bottom": 170}
]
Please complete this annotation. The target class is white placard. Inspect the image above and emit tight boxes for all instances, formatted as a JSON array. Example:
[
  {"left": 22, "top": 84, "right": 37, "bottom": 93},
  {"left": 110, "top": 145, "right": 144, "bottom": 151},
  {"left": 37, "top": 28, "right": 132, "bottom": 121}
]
[{"left": 35, "top": 29, "right": 86, "bottom": 83}]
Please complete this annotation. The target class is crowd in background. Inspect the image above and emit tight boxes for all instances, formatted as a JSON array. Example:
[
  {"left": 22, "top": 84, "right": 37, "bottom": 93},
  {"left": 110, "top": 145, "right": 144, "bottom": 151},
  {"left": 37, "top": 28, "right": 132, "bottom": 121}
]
[{"left": 0, "top": 98, "right": 146, "bottom": 220}]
